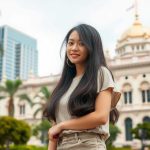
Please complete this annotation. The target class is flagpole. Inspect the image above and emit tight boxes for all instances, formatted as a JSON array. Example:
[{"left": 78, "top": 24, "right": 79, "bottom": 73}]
[{"left": 135, "top": 0, "right": 139, "bottom": 20}]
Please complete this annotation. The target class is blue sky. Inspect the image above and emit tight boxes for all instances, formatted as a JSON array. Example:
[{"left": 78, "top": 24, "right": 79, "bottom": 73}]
[{"left": 0, "top": 0, "right": 150, "bottom": 76}]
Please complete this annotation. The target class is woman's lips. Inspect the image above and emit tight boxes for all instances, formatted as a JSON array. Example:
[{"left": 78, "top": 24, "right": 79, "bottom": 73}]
[{"left": 70, "top": 54, "right": 80, "bottom": 58}]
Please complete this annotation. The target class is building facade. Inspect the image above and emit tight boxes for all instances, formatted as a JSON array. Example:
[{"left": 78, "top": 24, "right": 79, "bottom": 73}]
[
  {"left": 108, "top": 16, "right": 150, "bottom": 147},
  {"left": 0, "top": 25, "right": 38, "bottom": 81}
]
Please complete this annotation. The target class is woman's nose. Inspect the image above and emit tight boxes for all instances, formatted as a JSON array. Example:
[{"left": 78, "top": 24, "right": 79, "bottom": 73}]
[{"left": 72, "top": 44, "right": 78, "bottom": 51}]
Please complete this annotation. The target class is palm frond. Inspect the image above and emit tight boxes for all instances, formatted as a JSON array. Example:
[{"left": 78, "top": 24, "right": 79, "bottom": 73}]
[
  {"left": 40, "top": 86, "right": 51, "bottom": 101},
  {"left": 33, "top": 93, "right": 39, "bottom": 99},
  {"left": 0, "top": 85, "right": 6, "bottom": 92},
  {"left": 32, "top": 102, "right": 43, "bottom": 107},
  {"left": 18, "top": 94, "right": 33, "bottom": 107},
  {"left": 33, "top": 107, "right": 42, "bottom": 118},
  {"left": 13, "top": 80, "right": 22, "bottom": 93},
  {"left": 0, "top": 96, "right": 6, "bottom": 100},
  {"left": 31, "top": 86, "right": 51, "bottom": 119},
  {"left": 5, "top": 80, "right": 22, "bottom": 96},
  {"left": 5, "top": 80, "right": 15, "bottom": 96}
]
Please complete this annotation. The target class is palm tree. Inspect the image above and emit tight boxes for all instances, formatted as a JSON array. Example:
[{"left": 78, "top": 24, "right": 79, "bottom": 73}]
[
  {"left": 32, "top": 86, "right": 51, "bottom": 144},
  {"left": 32, "top": 86, "right": 51, "bottom": 118},
  {"left": 0, "top": 79, "right": 32, "bottom": 117}
]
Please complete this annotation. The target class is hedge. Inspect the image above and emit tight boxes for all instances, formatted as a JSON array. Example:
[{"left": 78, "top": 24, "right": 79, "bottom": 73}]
[{"left": 0, "top": 145, "right": 47, "bottom": 150}]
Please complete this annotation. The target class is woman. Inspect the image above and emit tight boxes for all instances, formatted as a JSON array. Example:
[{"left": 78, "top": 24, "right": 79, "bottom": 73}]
[{"left": 44, "top": 24, "right": 121, "bottom": 150}]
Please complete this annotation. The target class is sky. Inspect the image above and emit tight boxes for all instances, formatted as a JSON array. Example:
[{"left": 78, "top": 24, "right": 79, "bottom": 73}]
[{"left": 0, "top": 0, "right": 150, "bottom": 77}]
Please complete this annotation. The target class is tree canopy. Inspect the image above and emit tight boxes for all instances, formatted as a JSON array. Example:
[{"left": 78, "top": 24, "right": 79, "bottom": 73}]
[
  {"left": 0, "top": 116, "right": 31, "bottom": 148},
  {"left": 132, "top": 122, "right": 150, "bottom": 140}
]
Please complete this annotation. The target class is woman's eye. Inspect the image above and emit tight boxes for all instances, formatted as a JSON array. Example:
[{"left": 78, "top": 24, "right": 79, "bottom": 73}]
[
  {"left": 79, "top": 42, "right": 84, "bottom": 46},
  {"left": 68, "top": 42, "right": 73, "bottom": 46}
]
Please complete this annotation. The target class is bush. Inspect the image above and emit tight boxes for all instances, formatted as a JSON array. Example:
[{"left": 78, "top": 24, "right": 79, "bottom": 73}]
[
  {"left": 0, "top": 116, "right": 31, "bottom": 148},
  {"left": 107, "top": 145, "right": 132, "bottom": 150},
  {"left": 0, "top": 145, "right": 47, "bottom": 150},
  {"left": 132, "top": 122, "right": 150, "bottom": 140}
]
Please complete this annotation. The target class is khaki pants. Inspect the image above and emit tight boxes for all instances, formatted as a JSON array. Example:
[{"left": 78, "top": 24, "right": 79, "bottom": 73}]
[{"left": 57, "top": 132, "right": 106, "bottom": 150}]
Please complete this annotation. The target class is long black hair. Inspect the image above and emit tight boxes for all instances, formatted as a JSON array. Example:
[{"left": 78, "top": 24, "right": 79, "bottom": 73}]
[{"left": 43, "top": 24, "right": 119, "bottom": 124}]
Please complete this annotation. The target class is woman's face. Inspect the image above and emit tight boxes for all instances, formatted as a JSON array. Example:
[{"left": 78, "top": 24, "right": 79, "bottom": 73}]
[{"left": 66, "top": 30, "right": 88, "bottom": 66}]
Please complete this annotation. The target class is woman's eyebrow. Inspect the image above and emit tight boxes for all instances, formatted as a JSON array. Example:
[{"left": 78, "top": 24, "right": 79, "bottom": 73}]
[
  {"left": 68, "top": 39, "right": 81, "bottom": 42},
  {"left": 68, "top": 39, "right": 74, "bottom": 41}
]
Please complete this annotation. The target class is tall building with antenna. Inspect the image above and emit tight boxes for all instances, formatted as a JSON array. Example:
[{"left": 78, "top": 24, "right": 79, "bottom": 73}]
[{"left": 0, "top": 25, "right": 38, "bottom": 81}]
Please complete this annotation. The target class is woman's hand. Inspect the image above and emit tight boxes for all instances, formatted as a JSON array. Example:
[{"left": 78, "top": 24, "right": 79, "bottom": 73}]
[{"left": 48, "top": 123, "right": 63, "bottom": 141}]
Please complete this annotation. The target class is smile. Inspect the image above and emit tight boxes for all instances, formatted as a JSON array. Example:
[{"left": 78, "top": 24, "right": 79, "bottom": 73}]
[{"left": 70, "top": 54, "right": 80, "bottom": 58}]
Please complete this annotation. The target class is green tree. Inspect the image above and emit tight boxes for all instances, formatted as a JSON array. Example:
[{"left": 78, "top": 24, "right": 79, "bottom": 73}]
[
  {"left": 33, "top": 119, "right": 51, "bottom": 145},
  {"left": 30, "top": 87, "right": 51, "bottom": 144},
  {"left": 132, "top": 122, "right": 150, "bottom": 140},
  {"left": 106, "top": 123, "right": 121, "bottom": 146},
  {"left": 32, "top": 86, "right": 51, "bottom": 118},
  {"left": 0, "top": 116, "right": 31, "bottom": 150},
  {"left": 0, "top": 80, "right": 32, "bottom": 117}
]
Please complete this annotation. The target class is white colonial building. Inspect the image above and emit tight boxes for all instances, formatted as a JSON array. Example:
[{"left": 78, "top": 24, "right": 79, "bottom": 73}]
[{"left": 108, "top": 15, "right": 150, "bottom": 147}]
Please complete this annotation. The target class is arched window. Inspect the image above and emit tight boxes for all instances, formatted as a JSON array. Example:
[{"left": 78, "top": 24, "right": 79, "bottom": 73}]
[
  {"left": 141, "top": 44, "right": 145, "bottom": 50},
  {"left": 143, "top": 116, "right": 150, "bottom": 123},
  {"left": 125, "top": 118, "right": 133, "bottom": 141},
  {"left": 132, "top": 45, "right": 134, "bottom": 51},
  {"left": 140, "top": 82, "right": 150, "bottom": 103},
  {"left": 19, "top": 104, "right": 26, "bottom": 115},
  {"left": 136, "top": 45, "right": 139, "bottom": 50},
  {"left": 123, "top": 83, "right": 132, "bottom": 104},
  {"left": 142, "top": 116, "right": 150, "bottom": 140}
]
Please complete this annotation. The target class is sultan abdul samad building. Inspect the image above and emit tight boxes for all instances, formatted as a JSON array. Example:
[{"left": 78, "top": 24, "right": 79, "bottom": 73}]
[{"left": 0, "top": 8, "right": 150, "bottom": 147}]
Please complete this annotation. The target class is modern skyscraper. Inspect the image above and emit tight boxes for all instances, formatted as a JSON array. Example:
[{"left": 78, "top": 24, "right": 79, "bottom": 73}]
[{"left": 0, "top": 25, "right": 38, "bottom": 81}]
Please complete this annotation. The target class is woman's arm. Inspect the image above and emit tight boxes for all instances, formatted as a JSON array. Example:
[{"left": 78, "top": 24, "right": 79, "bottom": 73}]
[
  {"left": 48, "top": 121, "right": 58, "bottom": 150},
  {"left": 48, "top": 88, "right": 112, "bottom": 140},
  {"left": 60, "top": 88, "right": 112, "bottom": 130},
  {"left": 48, "top": 139, "right": 57, "bottom": 150}
]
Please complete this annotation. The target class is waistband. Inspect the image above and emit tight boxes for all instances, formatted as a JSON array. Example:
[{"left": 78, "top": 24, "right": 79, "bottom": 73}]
[{"left": 59, "top": 132, "right": 105, "bottom": 140}]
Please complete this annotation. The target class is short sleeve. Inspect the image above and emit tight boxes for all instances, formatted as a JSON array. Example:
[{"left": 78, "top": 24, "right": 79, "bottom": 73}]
[{"left": 97, "top": 66, "right": 121, "bottom": 109}]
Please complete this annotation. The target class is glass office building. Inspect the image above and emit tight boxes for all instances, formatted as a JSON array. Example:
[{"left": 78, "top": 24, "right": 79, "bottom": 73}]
[{"left": 0, "top": 25, "right": 38, "bottom": 81}]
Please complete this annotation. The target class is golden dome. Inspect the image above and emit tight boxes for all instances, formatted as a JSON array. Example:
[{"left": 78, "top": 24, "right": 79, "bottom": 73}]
[{"left": 119, "top": 19, "right": 150, "bottom": 42}]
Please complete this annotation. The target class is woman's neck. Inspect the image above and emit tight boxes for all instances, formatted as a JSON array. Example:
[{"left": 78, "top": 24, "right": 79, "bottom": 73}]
[{"left": 75, "top": 64, "right": 85, "bottom": 76}]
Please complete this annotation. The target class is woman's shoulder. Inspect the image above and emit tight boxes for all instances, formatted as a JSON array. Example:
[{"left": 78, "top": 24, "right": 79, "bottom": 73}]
[{"left": 98, "top": 66, "right": 112, "bottom": 76}]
